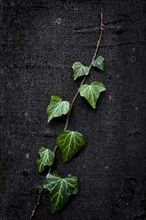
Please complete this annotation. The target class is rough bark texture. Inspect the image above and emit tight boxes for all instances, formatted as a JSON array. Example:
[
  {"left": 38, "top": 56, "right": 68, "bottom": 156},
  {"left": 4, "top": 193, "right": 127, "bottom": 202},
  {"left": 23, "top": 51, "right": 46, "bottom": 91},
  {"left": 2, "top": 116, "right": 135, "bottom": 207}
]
[{"left": 0, "top": 0, "right": 146, "bottom": 220}]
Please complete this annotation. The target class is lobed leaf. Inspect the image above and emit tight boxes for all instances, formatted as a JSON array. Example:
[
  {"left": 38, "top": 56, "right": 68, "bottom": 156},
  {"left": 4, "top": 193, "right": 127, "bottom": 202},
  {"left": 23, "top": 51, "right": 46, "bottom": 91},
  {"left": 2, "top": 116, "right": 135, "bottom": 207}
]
[
  {"left": 56, "top": 130, "right": 86, "bottom": 162},
  {"left": 72, "top": 62, "right": 89, "bottom": 80},
  {"left": 47, "top": 96, "right": 70, "bottom": 123},
  {"left": 37, "top": 147, "right": 55, "bottom": 173},
  {"left": 43, "top": 173, "right": 79, "bottom": 213},
  {"left": 92, "top": 56, "right": 104, "bottom": 71},
  {"left": 80, "top": 81, "right": 106, "bottom": 109}
]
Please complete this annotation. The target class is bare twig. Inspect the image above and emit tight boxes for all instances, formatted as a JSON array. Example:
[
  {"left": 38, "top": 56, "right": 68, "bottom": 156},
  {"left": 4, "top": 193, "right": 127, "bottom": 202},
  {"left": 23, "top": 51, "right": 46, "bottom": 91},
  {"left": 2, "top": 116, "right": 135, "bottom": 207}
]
[
  {"left": 29, "top": 12, "right": 104, "bottom": 220},
  {"left": 29, "top": 188, "right": 43, "bottom": 220}
]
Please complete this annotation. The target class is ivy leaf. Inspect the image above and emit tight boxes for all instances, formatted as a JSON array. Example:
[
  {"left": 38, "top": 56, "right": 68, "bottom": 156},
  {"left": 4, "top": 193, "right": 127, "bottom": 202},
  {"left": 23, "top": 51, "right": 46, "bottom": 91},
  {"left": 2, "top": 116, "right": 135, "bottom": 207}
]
[
  {"left": 92, "top": 56, "right": 104, "bottom": 71},
  {"left": 37, "top": 147, "right": 55, "bottom": 173},
  {"left": 80, "top": 81, "right": 106, "bottom": 109},
  {"left": 47, "top": 96, "right": 70, "bottom": 122},
  {"left": 72, "top": 62, "right": 89, "bottom": 80},
  {"left": 43, "top": 173, "right": 79, "bottom": 213},
  {"left": 56, "top": 130, "right": 86, "bottom": 162}
]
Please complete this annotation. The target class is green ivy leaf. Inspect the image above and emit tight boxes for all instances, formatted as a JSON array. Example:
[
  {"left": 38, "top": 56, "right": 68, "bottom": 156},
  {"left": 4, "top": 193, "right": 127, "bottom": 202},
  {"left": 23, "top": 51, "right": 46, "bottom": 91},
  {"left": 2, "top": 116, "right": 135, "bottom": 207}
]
[
  {"left": 72, "top": 62, "right": 89, "bottom": 80},
  {"left": 47, "top": 96, "right": 70, "bottom": 123},
  {"left": 36, "top": 147, "right": 55, "bottom": 173},
  {"left": 80, "top": 81, "right": 106, "bottom": 109},
  {"left": 56, "top": 130, "right": 86, "bottom": 162},
  {"left": 92, "top": 56, "right": 104, "bottom": 71},
  {"left": 43, "top": 173, "right": 79, "bottom": 213}
]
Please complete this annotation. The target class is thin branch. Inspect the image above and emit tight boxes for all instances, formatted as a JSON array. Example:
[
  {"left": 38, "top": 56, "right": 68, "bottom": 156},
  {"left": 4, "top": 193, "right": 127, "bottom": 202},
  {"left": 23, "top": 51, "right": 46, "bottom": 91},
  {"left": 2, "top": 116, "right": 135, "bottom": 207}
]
[
  {"left": 29, "top": 12, "right": 104, "bottom": 220},
  {"left": 29, "top": 188, "right": 43, "bottom": 220}
]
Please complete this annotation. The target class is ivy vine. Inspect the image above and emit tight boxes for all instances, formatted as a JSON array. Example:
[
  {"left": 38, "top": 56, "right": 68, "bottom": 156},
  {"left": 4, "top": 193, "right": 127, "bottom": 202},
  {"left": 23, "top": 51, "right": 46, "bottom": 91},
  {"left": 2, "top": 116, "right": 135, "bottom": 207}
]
[{"left": 30, "top": 13, "right": 105, "bottom": 219}]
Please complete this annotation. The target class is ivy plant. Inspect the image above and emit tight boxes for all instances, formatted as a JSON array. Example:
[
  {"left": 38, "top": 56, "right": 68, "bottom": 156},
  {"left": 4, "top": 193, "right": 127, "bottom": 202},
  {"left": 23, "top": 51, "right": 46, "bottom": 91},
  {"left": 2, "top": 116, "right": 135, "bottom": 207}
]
[
  {"left": 80, "top": 81, "right": 106, "bottom": 109},
  {"left": 47, "top": 96, "right": 70, "bottom": 122},
  {"left": 43, "top": 174, "right": 79, "bottom": 213},
  {"left": 72, "top": 62, "right": 90, "bottom": 80},
  {"left": 30, "top": 13, "right": 106, "bottom": 219},
  {"left": 37, "top": 147, "right": 55, "bottom": 173},
  {"left": 56, "top": 130, "right": 86, "bottom": 162}
]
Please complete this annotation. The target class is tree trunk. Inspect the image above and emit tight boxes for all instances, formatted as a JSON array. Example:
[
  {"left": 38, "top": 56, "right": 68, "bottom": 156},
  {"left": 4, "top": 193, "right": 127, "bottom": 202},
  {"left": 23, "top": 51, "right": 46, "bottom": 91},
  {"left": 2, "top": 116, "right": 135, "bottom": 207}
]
[{"left": 0, "top": 0, "right": 146, "bottom": 219}]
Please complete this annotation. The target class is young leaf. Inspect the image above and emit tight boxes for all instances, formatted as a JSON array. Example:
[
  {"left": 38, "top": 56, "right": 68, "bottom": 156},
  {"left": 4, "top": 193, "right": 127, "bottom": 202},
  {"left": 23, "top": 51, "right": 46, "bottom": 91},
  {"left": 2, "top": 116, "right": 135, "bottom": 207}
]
[
  {"left": 47, "top": 96, "right": 70, "bottom": 123},
  {"left": 56, "top": 130, "right": 86, "bottom": 162},
  {"left": 80, "top": 81, "right": 106, "bottom": 109},
  {"left": 43, "top": 173, "right": 79, "bottom": 213},
  {"left": 72, "top": 62, "right": 89, "bottom": 80},
  {"left": 37, "top": 147, "right": 55, "bottom": 173},
  {"left": 92, "top": 56, "right": 104, "bottom": 71}
]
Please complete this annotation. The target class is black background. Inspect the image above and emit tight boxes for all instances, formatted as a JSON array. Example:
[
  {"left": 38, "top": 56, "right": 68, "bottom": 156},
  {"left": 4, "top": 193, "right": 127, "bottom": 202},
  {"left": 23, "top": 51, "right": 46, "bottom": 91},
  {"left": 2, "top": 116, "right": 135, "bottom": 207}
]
[{"left": 0, "top": 0, "right": 146, "bottom": 220}]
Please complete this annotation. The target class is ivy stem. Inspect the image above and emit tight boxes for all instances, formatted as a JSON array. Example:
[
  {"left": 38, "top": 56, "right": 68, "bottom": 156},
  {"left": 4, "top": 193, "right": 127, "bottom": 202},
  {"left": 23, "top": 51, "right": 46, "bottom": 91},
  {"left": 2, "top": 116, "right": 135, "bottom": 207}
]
[
  {"left": 64, "top": 12, "right": 104, "bottom": 130},
  {"left": 29, "top": 145, "right": 57, "bottom": 220},
  {"left": 29, "top": 12, "right": 104, "bottom": 220}
]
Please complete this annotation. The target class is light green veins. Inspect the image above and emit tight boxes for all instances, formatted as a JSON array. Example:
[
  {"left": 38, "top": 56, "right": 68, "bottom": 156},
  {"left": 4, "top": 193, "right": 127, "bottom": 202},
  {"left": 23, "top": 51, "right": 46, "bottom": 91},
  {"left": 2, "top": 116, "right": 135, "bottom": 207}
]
[
  {"left": 92, "top": 56, "right": 104, "bottom": 71},
  {"left": 43, "top": 173, "right": 79, "bottom": 213},
  {"left": 72, "top": 62, "right": 89, "bottom": 80},
  {"left": 37, "top": 147, "right": 55, "bottom": 173},
  {"left": 47, "top": 96, "right": 70, "bottom": 122},
  {"left": 80, "top": 81, "right": 106, "bottom": 109},
  {"left": 56, "top": 130, "right": 86, "bottom": 162}
]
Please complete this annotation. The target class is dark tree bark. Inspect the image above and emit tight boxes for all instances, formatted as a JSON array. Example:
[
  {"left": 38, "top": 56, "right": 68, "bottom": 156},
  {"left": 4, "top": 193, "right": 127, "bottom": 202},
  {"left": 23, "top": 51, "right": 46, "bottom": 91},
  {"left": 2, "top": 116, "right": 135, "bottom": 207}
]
[{"left": 0, "top": 0, "right": 146, "bottom": 220}]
